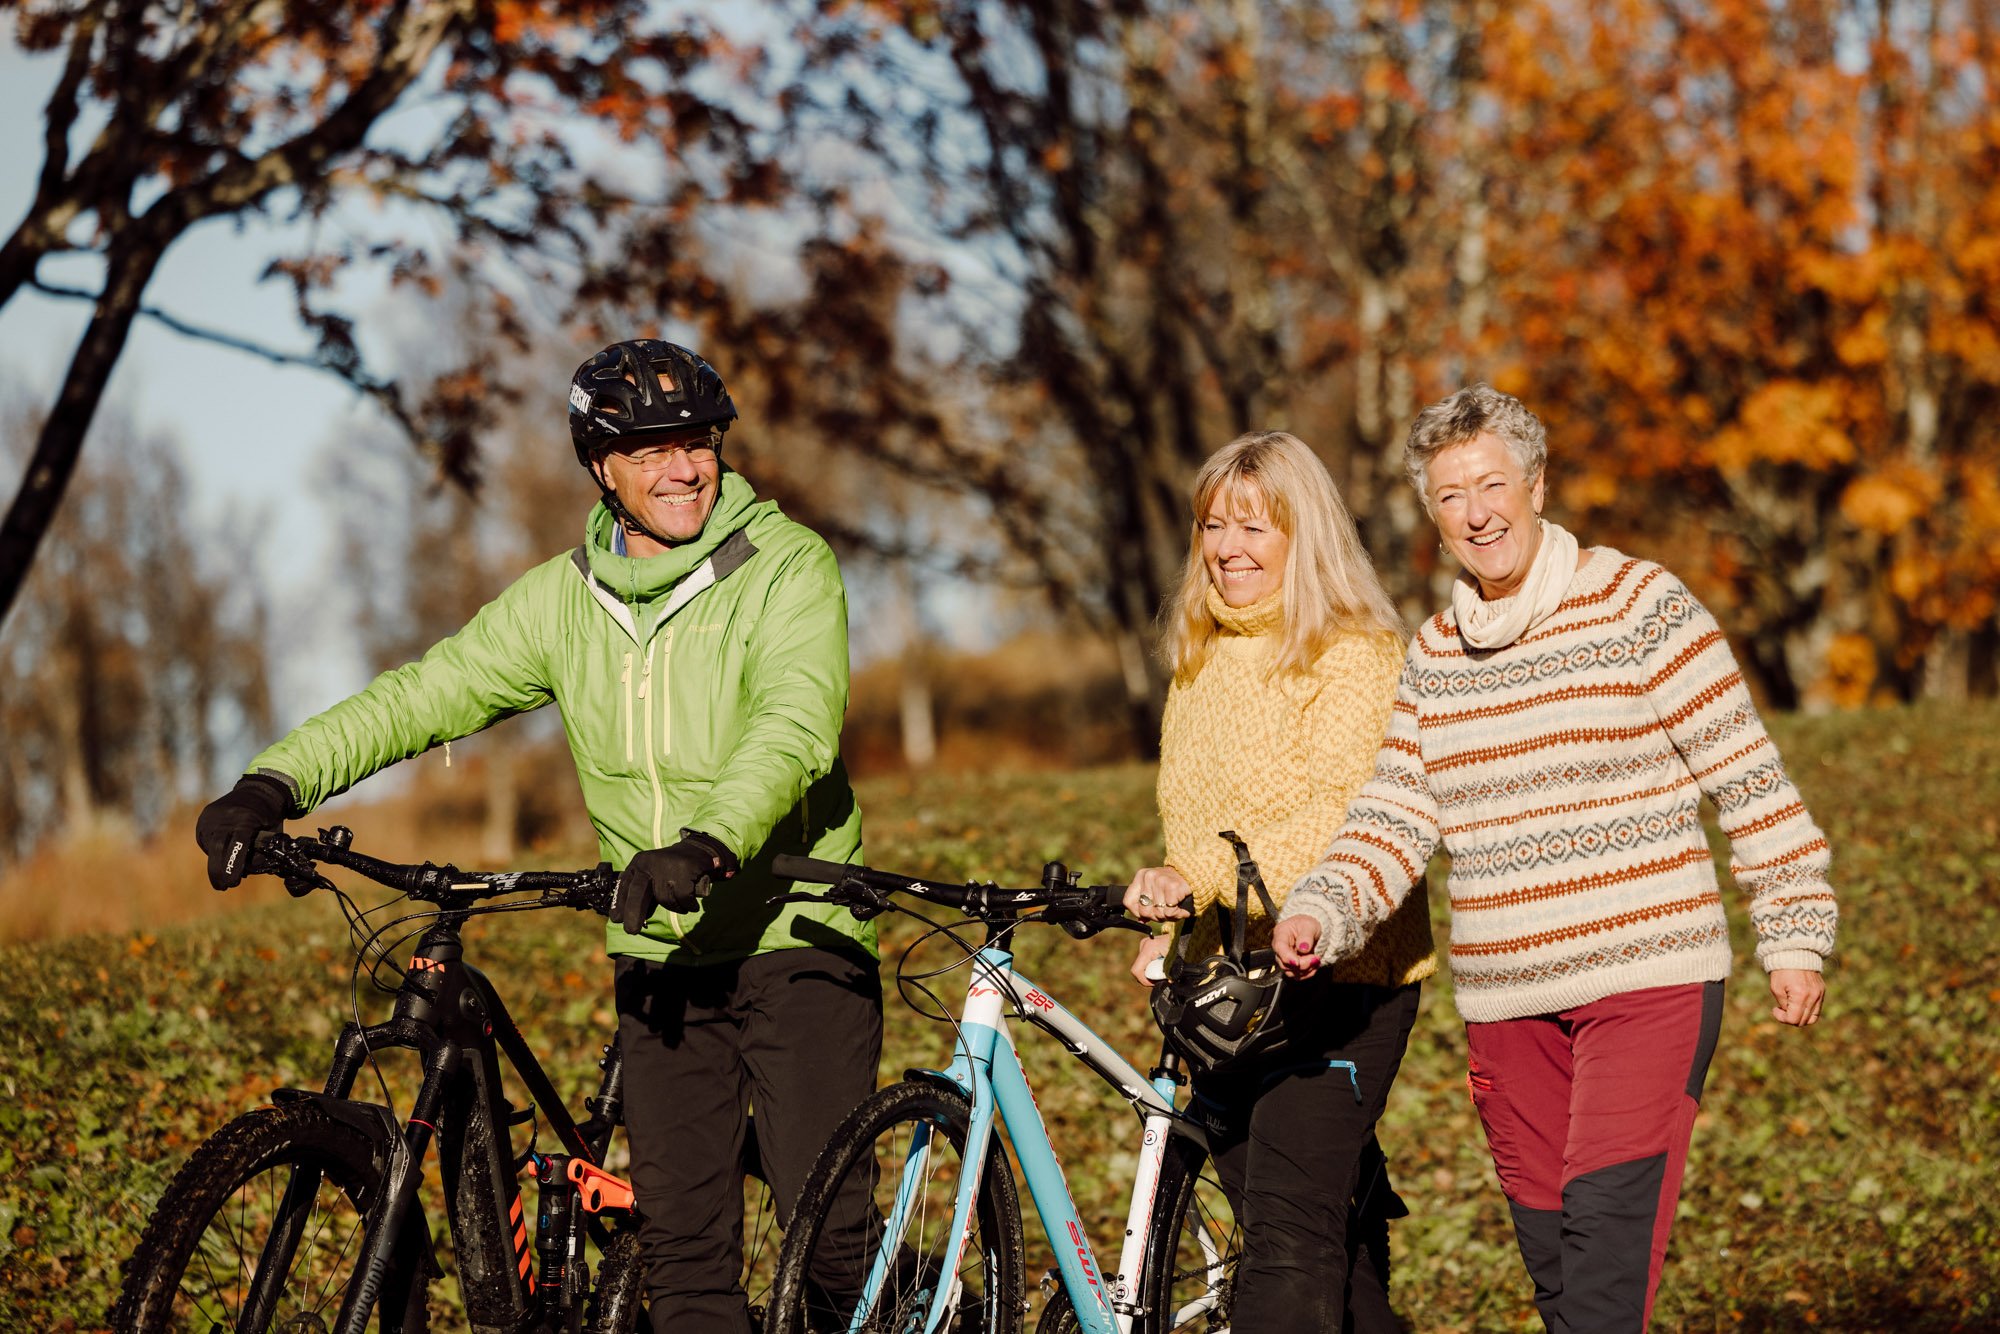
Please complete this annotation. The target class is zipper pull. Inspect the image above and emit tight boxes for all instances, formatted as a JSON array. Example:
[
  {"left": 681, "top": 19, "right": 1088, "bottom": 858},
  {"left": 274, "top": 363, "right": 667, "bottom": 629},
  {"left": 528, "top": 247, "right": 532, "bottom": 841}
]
[
  {"left": 639, "top": 651, "right": 652, "bottom": 699},
  {"left": 622, "top": 652, "right": 632, "bottom": 685},
  {"left": 444, "top": 740, "right": 452, "bottom": 768}
]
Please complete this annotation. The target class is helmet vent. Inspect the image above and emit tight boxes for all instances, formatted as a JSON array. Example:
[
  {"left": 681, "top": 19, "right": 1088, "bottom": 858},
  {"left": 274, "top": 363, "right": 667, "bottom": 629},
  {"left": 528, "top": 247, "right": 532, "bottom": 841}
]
[{"left": 568, "top": 339, "right": 737, "bottom": 467}]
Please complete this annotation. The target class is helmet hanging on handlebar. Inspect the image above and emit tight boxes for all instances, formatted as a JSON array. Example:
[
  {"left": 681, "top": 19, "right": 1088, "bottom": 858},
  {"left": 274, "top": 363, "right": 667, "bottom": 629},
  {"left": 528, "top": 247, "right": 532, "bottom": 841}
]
[{"left": 1149, "top": 832, "right": 1292, "bottom": 1075}]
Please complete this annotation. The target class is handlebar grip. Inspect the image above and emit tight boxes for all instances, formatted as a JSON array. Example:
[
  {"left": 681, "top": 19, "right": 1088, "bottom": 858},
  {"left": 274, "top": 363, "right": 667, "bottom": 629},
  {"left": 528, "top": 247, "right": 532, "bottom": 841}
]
[{"left": 772, "top": 854, "right": 865, "bottom": 886}]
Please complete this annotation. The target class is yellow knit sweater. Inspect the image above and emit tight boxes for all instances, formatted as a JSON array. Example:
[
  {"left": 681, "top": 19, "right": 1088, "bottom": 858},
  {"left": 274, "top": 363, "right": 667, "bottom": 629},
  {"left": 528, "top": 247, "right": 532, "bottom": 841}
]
[{"left": 1157, "top": 586, "right": 1436, "bottom": 986}]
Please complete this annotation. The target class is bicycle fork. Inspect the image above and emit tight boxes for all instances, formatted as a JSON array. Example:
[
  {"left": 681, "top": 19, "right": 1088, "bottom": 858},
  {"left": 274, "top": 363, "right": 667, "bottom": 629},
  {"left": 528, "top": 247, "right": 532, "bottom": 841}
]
[{"left": 336, "top": 1039, "right": 461, "bottom": 1334}]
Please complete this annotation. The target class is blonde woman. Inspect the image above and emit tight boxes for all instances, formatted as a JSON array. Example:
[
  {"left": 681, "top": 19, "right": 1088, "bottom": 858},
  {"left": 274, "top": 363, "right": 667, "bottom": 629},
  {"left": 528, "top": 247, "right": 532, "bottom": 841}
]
[{"left": 1125, "top": 431, "right": 1436, "bottom": 1334}]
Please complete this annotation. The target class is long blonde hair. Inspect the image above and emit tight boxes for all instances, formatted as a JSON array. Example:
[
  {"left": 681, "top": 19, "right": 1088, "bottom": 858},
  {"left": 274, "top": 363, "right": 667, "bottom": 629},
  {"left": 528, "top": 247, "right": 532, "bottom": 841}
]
[{"left": 1164, "top": 431, "right": 1403, "bottom": 682}]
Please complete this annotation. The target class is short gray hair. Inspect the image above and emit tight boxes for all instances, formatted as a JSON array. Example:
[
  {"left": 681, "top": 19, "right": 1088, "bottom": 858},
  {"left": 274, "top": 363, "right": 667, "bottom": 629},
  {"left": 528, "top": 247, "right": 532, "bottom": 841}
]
[{"left": 1402, "top": 383, "right": 1548, "bottom": 508}]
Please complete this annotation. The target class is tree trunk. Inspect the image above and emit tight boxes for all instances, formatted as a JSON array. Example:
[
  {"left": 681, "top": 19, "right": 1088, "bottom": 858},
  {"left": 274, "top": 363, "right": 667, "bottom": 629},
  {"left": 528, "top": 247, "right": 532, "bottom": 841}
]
[
  {"left": 482, "top": 744, "right": 517, "bottom": 865},
  {"left": 898, "top": 658, "right": 937, "bottom": 771},
  {"left": 0, "top": 233, "right": 169, "bottom": 626}
]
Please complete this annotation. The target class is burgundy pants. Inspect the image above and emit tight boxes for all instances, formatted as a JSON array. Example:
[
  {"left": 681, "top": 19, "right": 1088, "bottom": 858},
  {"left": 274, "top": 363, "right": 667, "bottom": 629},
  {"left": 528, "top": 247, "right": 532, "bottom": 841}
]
[{"left": 1465, "top": 981, "right": 1723, "bottom": 1334}]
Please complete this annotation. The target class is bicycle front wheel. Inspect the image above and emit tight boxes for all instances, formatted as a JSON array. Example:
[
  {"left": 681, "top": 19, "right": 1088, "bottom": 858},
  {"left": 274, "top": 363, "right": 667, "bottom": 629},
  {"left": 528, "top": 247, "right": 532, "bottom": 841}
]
[
  {"left": 1137, "top": 1135, "right": 1241, "bottom": 1334},
  {"left": 766, "top": 1080, "right": 1025, "bottom": 1334},
  {"left": 110, "top": 1102, "right": 432, "bottom": 1333}
]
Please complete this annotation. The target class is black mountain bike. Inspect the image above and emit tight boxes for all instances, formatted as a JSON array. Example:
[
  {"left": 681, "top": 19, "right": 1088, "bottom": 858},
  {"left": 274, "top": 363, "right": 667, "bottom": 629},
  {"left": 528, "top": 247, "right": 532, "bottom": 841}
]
[{"left": 109, "top": 825, "right": 677, "bottom": 1334}]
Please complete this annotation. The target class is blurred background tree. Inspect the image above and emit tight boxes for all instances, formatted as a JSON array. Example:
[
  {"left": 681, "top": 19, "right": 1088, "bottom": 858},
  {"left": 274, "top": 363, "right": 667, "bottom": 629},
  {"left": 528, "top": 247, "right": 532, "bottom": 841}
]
[
  {"left": 0, "top": 396, "right": 269, "bottom": 861},
  {"left": 0, "top": 0, "right": 788, "bottom": 621},
  {"left": 1484, "top": 0, "right": 2000, "bottom": 710}
]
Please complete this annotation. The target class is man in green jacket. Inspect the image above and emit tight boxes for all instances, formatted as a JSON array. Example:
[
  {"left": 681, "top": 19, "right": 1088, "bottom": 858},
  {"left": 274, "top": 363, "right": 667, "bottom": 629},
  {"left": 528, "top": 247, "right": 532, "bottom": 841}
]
[{"left": 195, "top": 339, "right": 879, "bottom": 1333}]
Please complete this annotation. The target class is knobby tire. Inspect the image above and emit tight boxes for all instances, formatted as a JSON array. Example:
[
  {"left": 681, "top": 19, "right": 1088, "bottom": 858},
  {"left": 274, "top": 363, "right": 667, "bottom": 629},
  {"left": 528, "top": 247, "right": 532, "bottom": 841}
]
[{"left": 109, "top": 1102, "right": 432, "bottom": 1334}]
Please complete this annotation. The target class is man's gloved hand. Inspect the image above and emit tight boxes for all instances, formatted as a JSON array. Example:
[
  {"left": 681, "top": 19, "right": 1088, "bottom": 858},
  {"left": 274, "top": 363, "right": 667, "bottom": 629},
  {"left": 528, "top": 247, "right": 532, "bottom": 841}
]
[
  {"left": 194, "top": 774, "right": 293, "bottom": 891},
  {"left": 613, "top": 829, "right": 739, "bottom": 936}
]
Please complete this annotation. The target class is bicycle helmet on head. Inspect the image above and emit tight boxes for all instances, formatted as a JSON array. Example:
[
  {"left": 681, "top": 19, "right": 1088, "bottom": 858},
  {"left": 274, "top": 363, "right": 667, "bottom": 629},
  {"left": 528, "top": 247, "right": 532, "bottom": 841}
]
[
  {"left": 567, "top": 338, "right": 737, "bottom": 466},
  {"left": 1150, "top": 832, "right": 1291, "bottom": 1074}
]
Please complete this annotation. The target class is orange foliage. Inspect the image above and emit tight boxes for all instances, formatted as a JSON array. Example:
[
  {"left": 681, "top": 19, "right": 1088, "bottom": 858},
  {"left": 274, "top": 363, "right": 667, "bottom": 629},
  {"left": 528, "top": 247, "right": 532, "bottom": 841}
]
[{"left": 1481, "top": 0, "right": 2000, "bottom": 706}]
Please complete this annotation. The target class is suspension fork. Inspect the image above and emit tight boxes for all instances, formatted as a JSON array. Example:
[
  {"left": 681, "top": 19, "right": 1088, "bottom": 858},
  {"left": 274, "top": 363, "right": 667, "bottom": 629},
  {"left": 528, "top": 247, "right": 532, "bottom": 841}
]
[
  {"left": 234, "top": 1017, "right": 411, "bottom": 1330},
  {"left": 332, "top": 1035, "right": 464, "bottom": 1334}
]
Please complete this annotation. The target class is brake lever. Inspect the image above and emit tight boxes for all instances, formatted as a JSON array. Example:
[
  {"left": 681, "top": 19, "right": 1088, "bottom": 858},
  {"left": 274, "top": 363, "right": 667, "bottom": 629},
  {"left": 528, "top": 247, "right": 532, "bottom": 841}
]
[
  {"left": 246, "top": 831, "right": 323, "bottom": 898},
  {"left": 763, "top": 887, "right": 890, "bottom": 921},
  {"left": 1056, "top": 914, "right": 1149, "bottom": 940}
]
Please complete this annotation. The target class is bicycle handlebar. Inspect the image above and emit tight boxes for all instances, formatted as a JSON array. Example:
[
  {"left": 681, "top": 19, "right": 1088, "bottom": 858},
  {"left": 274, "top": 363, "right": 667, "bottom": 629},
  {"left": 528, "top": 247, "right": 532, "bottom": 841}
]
[
  {"left": 770, "top": 854, "right": 1142, "bottom": 937},
  {"left": 251, "top": 826, "right": 616, "bottom": 916}
]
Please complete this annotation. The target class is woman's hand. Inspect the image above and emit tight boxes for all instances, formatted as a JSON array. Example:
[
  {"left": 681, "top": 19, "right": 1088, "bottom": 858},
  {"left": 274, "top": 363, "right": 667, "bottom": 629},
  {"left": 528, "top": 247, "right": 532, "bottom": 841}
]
[
  {"left": 1125, "top": 866, "right": 1194, "bottom": 923},
  {"left": 1130, "top": 933, "right": 1173, "bottom": 986},
  {"left": 1272, "top": 914, "right": 1324, "bottom": 979},
  {"left": 1769, "top": 968, "right": 1825, "bottom": 1026}
]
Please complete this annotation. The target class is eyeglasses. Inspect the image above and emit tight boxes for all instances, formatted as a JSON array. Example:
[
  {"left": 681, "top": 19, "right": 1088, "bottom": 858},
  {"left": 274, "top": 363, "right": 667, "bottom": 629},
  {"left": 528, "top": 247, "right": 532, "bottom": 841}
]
[{"left": 608, "top": 438, "right": 718, "bottom": 473}]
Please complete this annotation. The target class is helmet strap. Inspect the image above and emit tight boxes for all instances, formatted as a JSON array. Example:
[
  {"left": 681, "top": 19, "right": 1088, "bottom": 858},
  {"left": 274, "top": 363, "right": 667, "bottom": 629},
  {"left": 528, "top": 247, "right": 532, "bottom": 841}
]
[
  {"left": 600, "top": 484, "right": 683, "bottom": 551},
  {"left": 587, "top": 458, "right": 682, "bottom": 552},
  {"left": 583, "top": 429, "right": 726, "bottom": 552}
]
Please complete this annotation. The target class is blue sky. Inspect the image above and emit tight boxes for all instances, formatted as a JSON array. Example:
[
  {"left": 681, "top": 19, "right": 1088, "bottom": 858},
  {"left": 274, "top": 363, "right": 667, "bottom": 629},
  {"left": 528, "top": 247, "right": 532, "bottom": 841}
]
[
  {"left": 0, "top": 42, "right": 516, "bottom": 716},
  {"left": 0, "top": 44, "right": 393, "bottom": 571}
]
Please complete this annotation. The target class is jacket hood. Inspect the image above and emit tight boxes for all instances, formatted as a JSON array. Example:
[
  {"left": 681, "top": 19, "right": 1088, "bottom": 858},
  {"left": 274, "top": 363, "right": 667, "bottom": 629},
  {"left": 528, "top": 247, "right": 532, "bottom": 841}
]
[{"left": 584, "top": 467, "right": 764, "bottom": 601}]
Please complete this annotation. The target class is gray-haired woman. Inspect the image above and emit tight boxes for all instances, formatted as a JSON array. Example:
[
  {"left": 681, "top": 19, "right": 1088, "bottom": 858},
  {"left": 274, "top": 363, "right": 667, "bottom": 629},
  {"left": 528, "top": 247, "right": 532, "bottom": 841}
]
[{"left": 1271, "top": 384, "right": 1836, "bottom": 1332}]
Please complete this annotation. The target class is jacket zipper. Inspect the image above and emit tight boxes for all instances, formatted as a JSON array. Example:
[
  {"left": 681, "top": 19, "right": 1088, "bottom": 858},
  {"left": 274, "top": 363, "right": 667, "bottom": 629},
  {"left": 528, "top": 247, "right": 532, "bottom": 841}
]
[
  {"left": 637, "top": 632, "right": 696, "bottom": 949},
  {"left": 621, "top": 653, "right": 634, "bottom": 763},
  {"left": 640, "top": 642, "right": 661, "bottom": 844},
  {"left": 658, "top": 626, "right": 674, "bottom": 759}
]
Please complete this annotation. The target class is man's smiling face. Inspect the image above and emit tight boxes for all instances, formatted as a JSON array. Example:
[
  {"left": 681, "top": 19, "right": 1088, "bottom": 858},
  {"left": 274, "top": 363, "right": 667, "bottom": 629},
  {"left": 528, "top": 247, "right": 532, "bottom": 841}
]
[{"left": 593, "top": 428, "right": 722, "bottom": 552}]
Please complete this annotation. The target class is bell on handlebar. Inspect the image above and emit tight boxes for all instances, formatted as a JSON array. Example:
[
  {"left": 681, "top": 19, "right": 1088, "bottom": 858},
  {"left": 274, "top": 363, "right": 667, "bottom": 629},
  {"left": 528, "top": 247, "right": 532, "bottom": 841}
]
[
  {"left": 320, "top": 825, "right": 354, "bottom": 851},
  {"left": 1041, "top": 861, "right": 1080, "bottom": 893}
]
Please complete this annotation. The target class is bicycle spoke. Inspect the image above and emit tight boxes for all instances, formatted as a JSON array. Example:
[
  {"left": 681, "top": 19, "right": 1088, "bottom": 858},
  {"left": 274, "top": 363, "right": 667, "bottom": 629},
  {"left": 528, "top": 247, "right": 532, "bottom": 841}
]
[{"left": 307, "top": 1203, "right": 366, "bottom": 1319}]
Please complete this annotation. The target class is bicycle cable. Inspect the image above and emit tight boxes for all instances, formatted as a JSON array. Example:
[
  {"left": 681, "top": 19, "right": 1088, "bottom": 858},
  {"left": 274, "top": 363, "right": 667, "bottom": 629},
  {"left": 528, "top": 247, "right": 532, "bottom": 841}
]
[{"left": 886, "top": 897, "right": 1059, "bottom": 1085}]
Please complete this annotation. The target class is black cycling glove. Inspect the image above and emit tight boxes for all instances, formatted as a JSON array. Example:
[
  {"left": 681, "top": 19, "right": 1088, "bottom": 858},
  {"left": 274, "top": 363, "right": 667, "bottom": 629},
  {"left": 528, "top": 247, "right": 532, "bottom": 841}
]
[
  {"left": 194, "top": 774, "right": 293, "bottom": 891},
  {"left": 614, "top": 830, "right": 738, "bottom": 936}
]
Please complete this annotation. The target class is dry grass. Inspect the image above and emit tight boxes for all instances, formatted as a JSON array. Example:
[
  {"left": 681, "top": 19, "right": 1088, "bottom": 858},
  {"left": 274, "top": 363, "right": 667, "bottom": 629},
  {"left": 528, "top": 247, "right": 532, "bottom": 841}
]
[
  {"left": 0, "top": 813, "right": 225, "bottom": 943},
  {"left": 0, "top": 750, "right": 593, "bottom": 945},
  {"left": 3, "top": 704, "right": 2000, "bottom": 1329},
  {"left": 843, "top": 629, "right": 1144, "bottom": 776}
]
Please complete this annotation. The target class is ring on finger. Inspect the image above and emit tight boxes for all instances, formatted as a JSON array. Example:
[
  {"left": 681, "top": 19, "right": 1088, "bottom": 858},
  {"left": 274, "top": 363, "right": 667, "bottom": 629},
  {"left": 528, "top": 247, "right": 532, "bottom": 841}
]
[{"left": 1137, "top": 893, "right": 1153, "bottom": 907}]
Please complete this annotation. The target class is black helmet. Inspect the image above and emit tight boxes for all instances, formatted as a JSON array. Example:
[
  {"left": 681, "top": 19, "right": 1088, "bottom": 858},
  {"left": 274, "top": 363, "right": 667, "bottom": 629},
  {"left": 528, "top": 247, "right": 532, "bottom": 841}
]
[
  {"left": 568, "top": 339, "right": 737, "bottom": 466},
  {"left": 1150, "top": 833, "right": 1291, "bottom": 1073}
]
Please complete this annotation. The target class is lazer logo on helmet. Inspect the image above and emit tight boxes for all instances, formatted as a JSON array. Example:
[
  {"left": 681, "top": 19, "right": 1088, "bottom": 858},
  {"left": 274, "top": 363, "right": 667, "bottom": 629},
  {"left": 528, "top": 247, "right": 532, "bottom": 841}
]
[
  {"left": 569, "top": 383, "right": 592, "bottom": 414},
  {"left": 1194, "top": 984, "right": 1229, "bottom": 1008}
]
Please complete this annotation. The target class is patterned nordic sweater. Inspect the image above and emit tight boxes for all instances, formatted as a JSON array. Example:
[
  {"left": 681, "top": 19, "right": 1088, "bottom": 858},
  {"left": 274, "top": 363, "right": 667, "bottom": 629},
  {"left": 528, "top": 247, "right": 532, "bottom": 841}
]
[
  {"left": 1157, "top": 586, "right": 1436, "bottom": 987},
  {"left": 1283, "top": 550, "right": 1838, "bottom": 1023}
]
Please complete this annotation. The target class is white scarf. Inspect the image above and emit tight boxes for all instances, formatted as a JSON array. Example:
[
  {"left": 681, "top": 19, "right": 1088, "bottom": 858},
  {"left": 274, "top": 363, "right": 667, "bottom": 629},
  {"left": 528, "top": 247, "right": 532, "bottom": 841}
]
[{"left": 1451, "top": 519, "right": 1580, "bottom": 650}]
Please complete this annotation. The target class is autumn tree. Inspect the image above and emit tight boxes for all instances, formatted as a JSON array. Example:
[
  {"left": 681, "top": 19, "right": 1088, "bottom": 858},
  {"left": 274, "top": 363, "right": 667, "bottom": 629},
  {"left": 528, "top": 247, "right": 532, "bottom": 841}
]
[
  {"left": 0, "top": 400, "right": 269, "bottom": 861},
  {"left": 1484, "top": 0, "right": 2000, "bottom": 708},
  {"left": 0, "top": 0, "right": 781, "bottom": 626},
  {"left": 576, "top": 0, "right": 1493, "bottom": 749}
]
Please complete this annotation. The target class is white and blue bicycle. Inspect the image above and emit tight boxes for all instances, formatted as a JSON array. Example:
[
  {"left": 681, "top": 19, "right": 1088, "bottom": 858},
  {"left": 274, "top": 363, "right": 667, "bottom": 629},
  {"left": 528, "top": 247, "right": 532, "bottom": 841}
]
[{"left": 761, "top": 854, "right": 1241, "bottom": 1334}]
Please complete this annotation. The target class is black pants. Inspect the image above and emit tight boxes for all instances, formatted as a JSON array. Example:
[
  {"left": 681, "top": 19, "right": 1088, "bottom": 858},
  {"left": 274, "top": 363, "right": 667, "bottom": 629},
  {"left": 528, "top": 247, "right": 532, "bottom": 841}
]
[
  {"left": 615, "top": 945, "right": 883, "bottom": 1334},
  {"left": 1191, "top": 980, "right": 1422, "bottom": 1334}
]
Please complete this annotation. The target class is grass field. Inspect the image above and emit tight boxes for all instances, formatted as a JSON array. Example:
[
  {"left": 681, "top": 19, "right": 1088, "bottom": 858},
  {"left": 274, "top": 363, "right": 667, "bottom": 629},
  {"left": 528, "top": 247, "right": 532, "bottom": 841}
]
[{"left": 1, "top": 701, "right": 1996, "bottom": 1331}]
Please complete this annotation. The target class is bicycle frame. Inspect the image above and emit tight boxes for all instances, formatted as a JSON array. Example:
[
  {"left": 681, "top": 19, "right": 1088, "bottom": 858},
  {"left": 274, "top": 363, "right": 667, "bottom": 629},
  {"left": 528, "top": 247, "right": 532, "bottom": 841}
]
[
  {"left": 280, "top": 913, "right": 634, "bottom": 1334},
  {"left": 876, "top": 944, "right": 1216, "bottom": 1334}
]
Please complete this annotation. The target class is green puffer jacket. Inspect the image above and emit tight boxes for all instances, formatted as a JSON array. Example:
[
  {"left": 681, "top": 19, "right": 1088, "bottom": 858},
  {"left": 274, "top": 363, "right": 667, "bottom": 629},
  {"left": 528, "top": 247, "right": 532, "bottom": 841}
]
[{"left": 247, "top": 470, "right": 871, "bottom": 967}]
